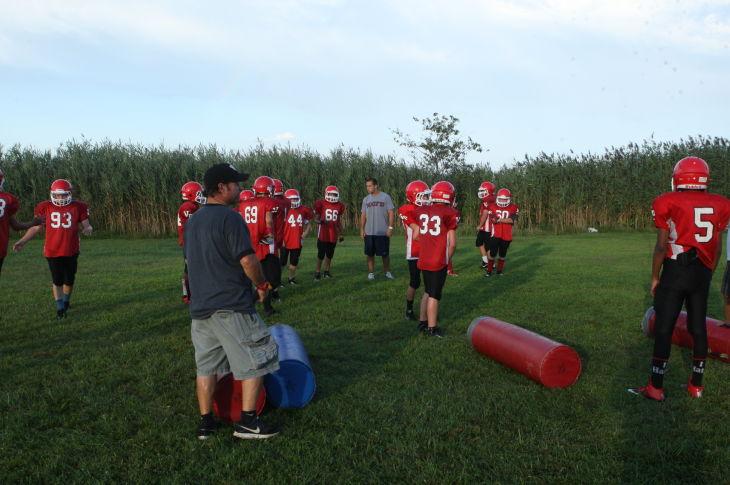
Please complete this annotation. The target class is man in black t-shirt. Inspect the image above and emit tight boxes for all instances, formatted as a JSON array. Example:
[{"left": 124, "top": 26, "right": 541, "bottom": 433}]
[{"left": 184, "top": 163, "right": 281, "bottom": 440}]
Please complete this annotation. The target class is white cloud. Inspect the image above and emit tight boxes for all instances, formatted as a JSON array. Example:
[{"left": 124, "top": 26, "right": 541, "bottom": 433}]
[{"left": 258, "top": 132, "right": 296, "bottom": 143}]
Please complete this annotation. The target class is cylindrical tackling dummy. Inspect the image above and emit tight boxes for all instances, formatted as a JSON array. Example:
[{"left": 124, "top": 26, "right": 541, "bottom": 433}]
[
  {"left": 641, "top": 307, "right": 730, "bottom": 363},
  {"left": 264, "top": 324, "right": 316, "bottom": 408},
  {"left": 212, "top": 373, "right": 266, "bottom": 421},
  {"left": 467, "top": 316, "right": 582, "bottom": 388}
]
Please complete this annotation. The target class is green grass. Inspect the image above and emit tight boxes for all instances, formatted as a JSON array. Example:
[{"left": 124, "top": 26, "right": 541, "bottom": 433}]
[{"left": 2, "top": 231, "right": 729, "bottom": 484}]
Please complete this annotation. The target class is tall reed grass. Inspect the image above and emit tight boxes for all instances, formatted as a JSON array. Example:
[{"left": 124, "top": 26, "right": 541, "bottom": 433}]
[{"left": 1, "top": 136, "right": 727, "bottom": 235}]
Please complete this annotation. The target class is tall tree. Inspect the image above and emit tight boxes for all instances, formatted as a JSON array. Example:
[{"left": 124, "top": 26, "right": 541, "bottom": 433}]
[{"left": 391, "top": 113, "right": 484, "bottom": 174}]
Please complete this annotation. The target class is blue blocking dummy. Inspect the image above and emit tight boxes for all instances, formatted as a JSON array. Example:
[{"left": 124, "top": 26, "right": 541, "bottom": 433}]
[{"left": 264, "top": 324, "right": 316, "bottom": 408}]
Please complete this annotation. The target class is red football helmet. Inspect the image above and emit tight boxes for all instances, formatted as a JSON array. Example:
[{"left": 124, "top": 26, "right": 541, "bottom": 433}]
[
  {"left": 672, "top": 156, "right": 709, "bottom": 191},
  {"left": 285, "top": 188, "right": 301, "bottom": 208},
  {"left": 239, "top": 189, "right": 254, "bottom": 202},
  {"left": 496, "top": 188, "right": 511, "bottom": 207},
  {"left": 405, "top": 180, "right": 430, "bottom": 206},
  {"left": 181, "top": 181, "right": 206, "bottom": 204},
  {"left": 478, "top": 181, "right": 495, "bottom": 199},
  {"left": 50, "top": 179, "right": 73, "bottom": 207},
  {"left": 273, "top": 179, "right": 285, "bottom": 196},
  {"left": 430, "top": 181, "right": 455, "bottom": 204},
  {"left": 253, "top": 176, "right": 274, "bottom": 196},
  {"left": 324, "top": 185, "right": 339, "bottom": 203}
]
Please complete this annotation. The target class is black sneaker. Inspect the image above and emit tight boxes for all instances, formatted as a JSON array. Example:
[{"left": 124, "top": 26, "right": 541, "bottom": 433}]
[
  {"left": 271, "top": 290, "right": 281, "bottom": 302},
  {"left": 480, "top": 262, "right": 488, "bottom": 269},
  {"left": 264, "top": 308, "right": 281, "bottom": 317},
  {"left": 484, "top": 271, "right": 492, "bottom": 278},
  {"left": 197, "top": 417, "right": 219, "bottom": 440},
  {"left": 233, "top": 416, "right": 281, "bottom": 439},
  {"left": 417, "top": 321, "right": 427, "bottom": 332},
  {"left": 497, "top": 271, "right": 503, "bottom": 276},
  {"left": 288, "top": 278, "right": 299, "bottom": 285},
  {"left": 56, "top": 309, "right": 67, "bottom": 319},
  {"left": 314, "top": 272, "right": 321, "bottom": 281},
  {"left": 425, "top": 326, "right": 444, "bottom": 338},
  {"left": 64, "top": 301, "right": 71, "bottom": 310},
  {"left": 323, "top": 271, "right": 332, "bottom": 278},
  {"left": 405, "top": 309, "right": 417, "bottom": 321}
]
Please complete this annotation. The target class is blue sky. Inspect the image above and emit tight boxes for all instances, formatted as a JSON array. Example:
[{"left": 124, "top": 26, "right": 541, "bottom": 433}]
[{"left": 1, "top": 0, "right": 729, "bottom": 169}]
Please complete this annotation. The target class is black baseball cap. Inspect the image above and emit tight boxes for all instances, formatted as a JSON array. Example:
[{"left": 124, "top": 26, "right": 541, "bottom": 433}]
[{"left": 204, "top": 163, "right": 250, "bottom": 192}]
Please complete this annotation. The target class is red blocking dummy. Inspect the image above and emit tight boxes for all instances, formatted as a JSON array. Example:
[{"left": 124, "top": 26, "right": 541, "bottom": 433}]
[
  {"left": 212, "top": 373, "right": 267, "bottom": 421},
  {"left": 641, "top": 307, "right": 730, "bottom": 363},
  {"left": 467, "top": 316, "right": 582, "bottom": 388}
]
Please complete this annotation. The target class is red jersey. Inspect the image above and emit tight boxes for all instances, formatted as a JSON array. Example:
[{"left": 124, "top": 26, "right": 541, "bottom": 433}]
[
  {"left": 313, "top": 199, "right": 345, "bottom": 243},
  {"left": 177, "top": 200, "right": 200, "bottom": 247},
  {"left": 0, "top": 192, "right": 20, "bottom": 258},
  {"left": 414, "top": 204, "right": 459, "bottom": 271},
  {"left": 478, "top": 195, "right": 496, "bottom": 232},
  {"left": 34, "top": 200, "right": 89, "bottom": 258},
  {"left": 283, "top": 206, "right": 313, "bottom": 249},
  {"left": 488, "top": 203, "right": 520, "bottom": 241},
  {"left": 398, "top": 203, "right": 421, "bottom": 259},
  {"left": 239, "top": 196, "right": 277, "bottom": 260},
  {"left": 272, "top": 196, "right": 291, "bottom": 248},
  {"left": 653, "top": 191, "right": 730, "bottom": 269}
]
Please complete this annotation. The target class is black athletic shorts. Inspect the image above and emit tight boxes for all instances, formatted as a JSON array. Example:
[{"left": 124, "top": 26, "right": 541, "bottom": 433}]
[
  {"left": 423, "top": 267, "right": 448, "bottom": 301},
  {"left": 280, "top": 248, "right": 302, "bottom": 267},
  {"left": 364, "top": 235, "right": 390, "bottom": 257},
  {"left": 317, "top": 240, "right": 337, "bottom": 260},
  {"left": 46, "top": 254, "right": 79, "bottom": 286},
  {"left": 408, "top": 259, "right": 421, "bottom": 290},
  {"left": 721, "top": 261, "right": 730, "bottom": 297},
  {"left": 488, "top": 238, "right": 511, "bottom": 258},
  {"left": 260, "top": 254, "right": 282, "bottom": 289},
  {"left": 475, "top": 231, "right": 491, "bottom": 247}
]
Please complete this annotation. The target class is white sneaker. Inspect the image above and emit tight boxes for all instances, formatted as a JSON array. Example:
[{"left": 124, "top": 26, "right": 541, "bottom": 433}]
[
  {"left": 367, "top": 273, "right": 375, "bottom": 280},
  {"left": 385, "top": 272, "right": 395, "bottom": 280}
]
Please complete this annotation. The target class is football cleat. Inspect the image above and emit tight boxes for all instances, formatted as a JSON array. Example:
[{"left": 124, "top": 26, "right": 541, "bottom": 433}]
[
  {"left": 484, "top": 271, "right": 492, "bottom": 277},
  {"left": 628, "top": 382, "right": 665, "bottom": 401},
  {"left": 497, "top": 271, "right": 503, "bottom": 276},
  {"left": 288, "top": 278, "right": 298, "bottom": 285},
  {"left": 424, "top": 326, "right": 444, "bottom": 338},
  {"left": 682, "top": 380, "right": 704, "bottom": 398},
  {"left": 417, "top": 321, "right": 427, "bottom": 332},
  {"left": 323, "top": 271, "right": 332, "bottom": 278},
  {"left": 480, "top": 262, "right": 488, "bottom": 269},
  {"left": 385, "top": 272, "right": 395, "bottom": 280},
  {"left": 56, "top": 309, "right": 67, "bottom": 319},
  {"left": 314, "top": 272, "right": 321, "bottom": 281},
  {"left": 367, "top": 273, "right": 375, "bottom": 280},
  {"left": 405, "top": 310, "right": 417, "bottom": 321}
]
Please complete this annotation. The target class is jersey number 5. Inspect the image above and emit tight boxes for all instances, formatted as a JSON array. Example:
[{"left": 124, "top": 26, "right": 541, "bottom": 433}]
[
  {"left": 419, "top": 214, "right": 441, "bottom": 236},
  {"left": 694, "top": 207, "right": 714, "bottom": 243}
]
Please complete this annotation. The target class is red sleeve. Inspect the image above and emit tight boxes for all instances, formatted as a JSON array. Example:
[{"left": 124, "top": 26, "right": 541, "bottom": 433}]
[
  {"left": 313, "top": 200, "right": 322, "bottom": 215},
  {"left": 398, "top": 205, "right": 415, "bottom": 225},
  {"left": 652, "top": 195, "right": 670, "bottom": 230},
  {"left": 77, "top": 201, "right": 90, "bottom": 222},
  {"left": 302, "top": 207, "right": 313, "bottom": 220},
  {"left": 8, "top": 195, "right": 19, "bottom": 217},
  {"left": 34, "top": 201, "right": 48, "bottom": 218}
]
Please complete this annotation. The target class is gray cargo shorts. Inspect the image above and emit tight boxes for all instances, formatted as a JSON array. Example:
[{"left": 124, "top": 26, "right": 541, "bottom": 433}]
[{"left": 191, "top": 310, "right": 280, "bottom": 380}]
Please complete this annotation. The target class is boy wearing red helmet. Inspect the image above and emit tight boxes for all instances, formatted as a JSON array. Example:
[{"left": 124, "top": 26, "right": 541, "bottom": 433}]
[
  {"left": 0, "top": 168, "right": 43, "bottom": 276},
  {"left": 476, "top": 181, "right": 496, "bottom": 269},
  {"left": 398, "top": 180, "right": 430, "bottom": 322},
  {"left": 630, "top": 157, "right": 730, "bottom": 401},
  {"left": 313, "top": 185, "right": 345, "bottom": 280},
  {"left": 178, "top": 181, "right": 206, "bottom": 303},
  {"left": 280, "top": 189, "right": 313, "bottom": 285},
  {"left": 409, "top": 181, "right": 459, "bottom": 337},
  {"left": 14, "top": 179, "right": 93, "bottom": 318},
  {"left": 484, "top": 188, "right": 519, "bottom": 277}
]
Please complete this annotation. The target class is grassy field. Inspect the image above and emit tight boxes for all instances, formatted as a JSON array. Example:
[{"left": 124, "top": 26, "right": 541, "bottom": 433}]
[{"left": 2, "top": 231, "right": 730, "bottom": 484}]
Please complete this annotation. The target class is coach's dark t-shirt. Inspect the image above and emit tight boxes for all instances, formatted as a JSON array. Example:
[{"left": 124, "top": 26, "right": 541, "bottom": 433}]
[{"left": 184, "top": 203, "right": 256, "bottom": 319}]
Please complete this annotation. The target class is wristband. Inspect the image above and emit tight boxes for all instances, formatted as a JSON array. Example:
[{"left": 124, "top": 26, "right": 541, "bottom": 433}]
[
  {"left": 256, "top": 281, "right": 272, "bottom": 291},
  {"left": 388, "top": 226, "right": 393, "bottom": 230}
]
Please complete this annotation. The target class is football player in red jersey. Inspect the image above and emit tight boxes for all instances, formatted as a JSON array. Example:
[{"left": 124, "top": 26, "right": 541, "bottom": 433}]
[
  {"left": 409, "top": 181, "right": 459, "bottom": 337},
  {"left": 629, "top": 157, "right": 730, "bottom": 401},
  {"left": 312, "top": 185, "right": 346, "bottom": 280},
  {"left": 239, "top": 176, "right": 279, "bottom": 315},
  {"left": 13, "top": 179, "right": 93, "bottom": 319},
  {"left": 476, "top": 182, "right": 496, "bottom": 269},
  {"left": 271, "top": 179, "right": 291, "bottom": 299},
  {"left": 0, "top": 168, "right": 44, "bottom": 276},
  {"left": 398, "top": 180, "right": 430, "bottom": 322},
  {"left": 447, "top": 196, "right": 462, "bottom": 276},
  {"left": 280, "top": 189, "right": 313, "bottom": 285},
  {"left": 178, "top": 181, "right": 206, "bottom": 303},
  {"left": 484, "top": 188, "right": 519, "bottom": 277}
]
